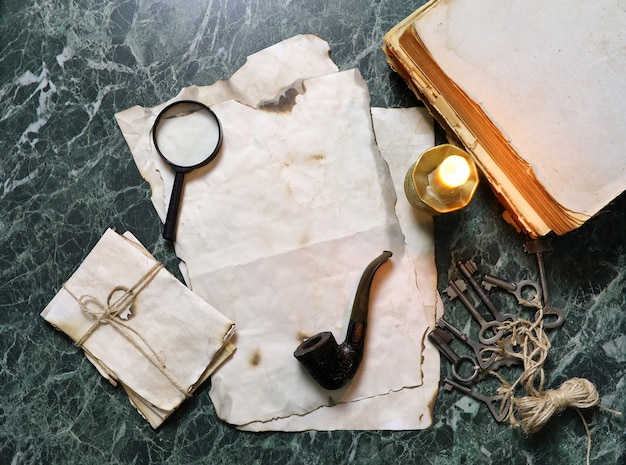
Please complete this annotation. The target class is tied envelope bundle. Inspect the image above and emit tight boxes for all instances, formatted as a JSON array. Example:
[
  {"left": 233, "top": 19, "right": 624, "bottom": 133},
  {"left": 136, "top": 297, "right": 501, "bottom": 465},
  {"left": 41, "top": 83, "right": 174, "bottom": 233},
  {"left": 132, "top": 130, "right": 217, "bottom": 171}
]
[
  {"left": 114, "top": 34, "right": 441, "bottom": 431},
  {"left": 41, "top": 229, "right": 236, "bottom": 428}
]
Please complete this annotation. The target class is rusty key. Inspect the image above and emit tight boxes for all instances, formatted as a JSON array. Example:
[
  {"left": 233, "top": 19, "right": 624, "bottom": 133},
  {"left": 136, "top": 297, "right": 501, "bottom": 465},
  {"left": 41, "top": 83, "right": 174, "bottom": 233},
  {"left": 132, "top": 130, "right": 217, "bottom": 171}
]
[
  {"left": 443, "top": 378, "right": 511, "bottom": 422},
  {"left": 523, "top": 239, "right": 565, "bottom": 329},
  {"left": 482, "top": 273, "right": 542, "bottom": 308},
  {"left": 457, "top": 260, "right": 517, "bottom": 323},
  {"left": 429, "top": 328, "right": 480, "bottom": 383},
  {"left": 436, "top": 318, "right": 497, "bottom": 370},
  {"left": 445, "top": 279, "right": 505, "bottom": 345}
]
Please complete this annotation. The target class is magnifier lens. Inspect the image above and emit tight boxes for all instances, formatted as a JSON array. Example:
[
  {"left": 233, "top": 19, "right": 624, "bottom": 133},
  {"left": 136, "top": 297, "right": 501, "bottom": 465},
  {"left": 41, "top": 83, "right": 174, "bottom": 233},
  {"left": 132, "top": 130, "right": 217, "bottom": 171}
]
[
  {"left": 152, "top": 100, "right": 222, "bottom": 241},
  {"left": 154, "top": 101, "right": 221, "bottom": 168}
]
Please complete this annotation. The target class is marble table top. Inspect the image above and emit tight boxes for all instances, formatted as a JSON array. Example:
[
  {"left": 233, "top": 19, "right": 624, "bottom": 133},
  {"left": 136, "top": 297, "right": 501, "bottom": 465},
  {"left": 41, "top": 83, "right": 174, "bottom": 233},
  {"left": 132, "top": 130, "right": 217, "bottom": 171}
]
[{"left": 1, "top": 1, "right": 624, "bottom": 464}]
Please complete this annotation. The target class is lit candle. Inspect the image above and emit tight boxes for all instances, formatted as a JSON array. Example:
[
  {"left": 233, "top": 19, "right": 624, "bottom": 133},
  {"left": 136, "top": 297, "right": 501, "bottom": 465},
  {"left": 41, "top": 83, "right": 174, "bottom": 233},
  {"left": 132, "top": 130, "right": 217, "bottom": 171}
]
[
  {"left": 428, "top": 155, "right": 471, "bottom": 196},
  {"left": 404, "top": 144, "right": 479, "bottom": 214}
]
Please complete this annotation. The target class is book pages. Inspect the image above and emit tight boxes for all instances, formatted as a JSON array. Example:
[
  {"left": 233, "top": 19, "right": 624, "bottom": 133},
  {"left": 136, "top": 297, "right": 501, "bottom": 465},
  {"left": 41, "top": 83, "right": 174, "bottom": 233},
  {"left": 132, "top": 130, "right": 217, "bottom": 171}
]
[{"left": 412, "top": 0, "right": 626, "bottom": 219}]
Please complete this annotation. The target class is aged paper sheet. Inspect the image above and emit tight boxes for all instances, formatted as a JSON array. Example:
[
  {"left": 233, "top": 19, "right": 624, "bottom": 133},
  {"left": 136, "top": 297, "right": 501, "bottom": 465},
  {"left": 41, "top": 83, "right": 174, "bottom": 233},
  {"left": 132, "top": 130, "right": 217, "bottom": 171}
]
[{"left": 116, "top": 35, "right": 439, "bottom": 430}]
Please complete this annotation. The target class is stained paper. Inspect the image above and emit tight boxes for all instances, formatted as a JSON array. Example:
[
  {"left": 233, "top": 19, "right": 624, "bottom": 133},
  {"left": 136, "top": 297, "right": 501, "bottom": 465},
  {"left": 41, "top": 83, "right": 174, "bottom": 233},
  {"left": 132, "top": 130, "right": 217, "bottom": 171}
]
[{"left": 115, "top": 35, "right": 440, "bottom": 430}]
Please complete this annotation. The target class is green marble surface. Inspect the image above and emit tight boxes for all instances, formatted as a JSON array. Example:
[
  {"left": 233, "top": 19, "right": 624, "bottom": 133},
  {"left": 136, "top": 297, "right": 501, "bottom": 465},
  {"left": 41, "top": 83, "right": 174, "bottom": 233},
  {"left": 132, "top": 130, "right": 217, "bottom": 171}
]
[{"left": 1, "top": 1, "right": 624, "bottom": 464}]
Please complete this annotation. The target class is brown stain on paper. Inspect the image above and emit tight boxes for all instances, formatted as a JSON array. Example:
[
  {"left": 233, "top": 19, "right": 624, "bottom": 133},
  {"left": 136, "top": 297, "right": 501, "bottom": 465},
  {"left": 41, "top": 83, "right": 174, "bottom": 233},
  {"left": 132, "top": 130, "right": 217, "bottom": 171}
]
[
  {"left": 297, "top": 330, "right": 311, "bottom": 343},
  {"left": 249, "top": 349, "right": 262, "bottom": 367},
  {"left": 259, "top": 87, "right": 302, "bottom": 113}
]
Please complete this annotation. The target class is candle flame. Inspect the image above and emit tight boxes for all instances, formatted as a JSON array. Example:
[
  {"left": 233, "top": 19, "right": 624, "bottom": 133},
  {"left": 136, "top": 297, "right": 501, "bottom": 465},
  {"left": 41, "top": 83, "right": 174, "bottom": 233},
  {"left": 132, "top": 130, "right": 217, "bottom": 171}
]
[{"left": 437, "top": 155, "right": 470, "bottom": 188}]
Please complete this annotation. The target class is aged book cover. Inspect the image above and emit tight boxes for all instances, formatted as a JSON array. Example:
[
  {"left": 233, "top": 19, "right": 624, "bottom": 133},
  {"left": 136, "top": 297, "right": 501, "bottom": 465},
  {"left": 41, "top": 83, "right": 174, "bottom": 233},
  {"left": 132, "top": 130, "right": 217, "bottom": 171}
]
[{"left": 383, "top": 0, "right": 626, "bottom": 236}]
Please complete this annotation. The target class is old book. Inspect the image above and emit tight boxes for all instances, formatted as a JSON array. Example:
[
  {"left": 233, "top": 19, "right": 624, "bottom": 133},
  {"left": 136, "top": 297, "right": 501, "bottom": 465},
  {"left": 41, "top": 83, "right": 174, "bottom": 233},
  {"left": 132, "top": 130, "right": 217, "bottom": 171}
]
[{"left": 383, "top": 0, "right": 626, "bottom": 237}]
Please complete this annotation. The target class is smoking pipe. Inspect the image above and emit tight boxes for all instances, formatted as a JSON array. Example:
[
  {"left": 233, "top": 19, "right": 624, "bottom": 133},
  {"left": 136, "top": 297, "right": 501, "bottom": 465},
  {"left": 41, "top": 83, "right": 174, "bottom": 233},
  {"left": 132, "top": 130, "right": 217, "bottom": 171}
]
[{"left": 294, "top": 250, "right": 393, "bottom": 390}]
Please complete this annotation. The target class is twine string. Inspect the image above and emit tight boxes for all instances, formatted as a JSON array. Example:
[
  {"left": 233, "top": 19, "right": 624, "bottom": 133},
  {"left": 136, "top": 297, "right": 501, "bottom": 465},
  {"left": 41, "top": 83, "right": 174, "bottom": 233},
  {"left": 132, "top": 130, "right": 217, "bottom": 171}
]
[
  {"left": 481, "top": 308, "right": 621, "bottom": 465},
  {"left": 513, "top": 377, "right": 599, "bottom": 434},
  {"left": 63, "top": 262, "right": 191, "bottom": 398}
]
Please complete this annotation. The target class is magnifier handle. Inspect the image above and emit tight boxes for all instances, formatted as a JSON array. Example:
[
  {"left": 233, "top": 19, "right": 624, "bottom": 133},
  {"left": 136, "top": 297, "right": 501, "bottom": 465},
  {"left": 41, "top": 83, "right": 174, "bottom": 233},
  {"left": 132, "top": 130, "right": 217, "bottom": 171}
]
[{"left": 163, "top": 171, "right": 185, "bottom": 241}]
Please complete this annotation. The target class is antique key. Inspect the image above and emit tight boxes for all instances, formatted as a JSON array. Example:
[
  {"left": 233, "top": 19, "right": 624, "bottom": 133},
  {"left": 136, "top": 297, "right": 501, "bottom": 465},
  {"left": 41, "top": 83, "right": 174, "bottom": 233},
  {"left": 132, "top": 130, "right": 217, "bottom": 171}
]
[
  {"left": 443, "top": 378, "right": 511, "bottom": 422},
  {"left": 445, "top": 279, "right": 504, "bottom": 345},
  {"left": 436, "top": 318, "right": 497, "bottom": 370},
  {"left": 482, "top": 273, "right": 542, "bottom": 308},
  {"left": 429, "top": 328, "right": 480, "bottom": 383},
  {"left": 457, "top": 260, "right": 517, "bottom": 323},
  {"left": 523, "top": 240, "right": 566, "bottom": 329}
]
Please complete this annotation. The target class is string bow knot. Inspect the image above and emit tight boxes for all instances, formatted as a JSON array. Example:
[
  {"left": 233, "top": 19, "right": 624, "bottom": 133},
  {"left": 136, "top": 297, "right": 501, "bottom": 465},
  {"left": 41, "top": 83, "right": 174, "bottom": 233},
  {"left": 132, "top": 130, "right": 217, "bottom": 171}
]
[{"left": 63, "top": 263, "right": 190, "bottom": 398}]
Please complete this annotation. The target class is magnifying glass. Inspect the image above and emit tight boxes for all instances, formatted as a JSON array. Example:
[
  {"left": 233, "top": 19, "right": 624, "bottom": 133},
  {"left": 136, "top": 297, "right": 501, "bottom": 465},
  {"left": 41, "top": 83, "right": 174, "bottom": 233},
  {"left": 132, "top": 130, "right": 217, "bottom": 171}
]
[{"left": 152, "top": 100, "right": 222, "bottom": 241}]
